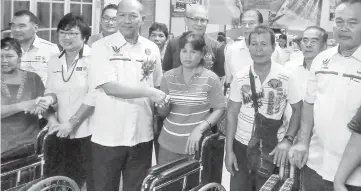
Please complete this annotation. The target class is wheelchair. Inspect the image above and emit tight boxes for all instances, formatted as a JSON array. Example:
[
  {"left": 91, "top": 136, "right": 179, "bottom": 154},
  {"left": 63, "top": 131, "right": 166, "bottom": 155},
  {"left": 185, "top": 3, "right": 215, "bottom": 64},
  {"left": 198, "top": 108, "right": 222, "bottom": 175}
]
[
  {"left": 141, "top": 131, "right": 226, "bottom": 191},
  {"left": 1, "top": 127, "right": 80, "bottom": 191}
]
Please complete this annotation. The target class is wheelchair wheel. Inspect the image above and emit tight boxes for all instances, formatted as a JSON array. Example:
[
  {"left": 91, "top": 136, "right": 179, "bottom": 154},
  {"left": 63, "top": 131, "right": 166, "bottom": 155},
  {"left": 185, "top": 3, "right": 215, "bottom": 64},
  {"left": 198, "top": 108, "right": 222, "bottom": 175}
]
[
  {"left": 198, "top": 183, "right": 226, "bottom": 191},
  {"left": 27, "top": 176, "right": 80, "bottom": 191}
]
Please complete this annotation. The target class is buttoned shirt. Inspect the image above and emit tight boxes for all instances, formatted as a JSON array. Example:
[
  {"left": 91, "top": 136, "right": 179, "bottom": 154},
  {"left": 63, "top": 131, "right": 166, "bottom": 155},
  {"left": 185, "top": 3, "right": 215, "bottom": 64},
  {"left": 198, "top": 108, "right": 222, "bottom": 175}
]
[
  {"left": 90, "top": 31, "right": 163, "bottom": 147},
  {"left": 229, "top": 63, "right": 301, "bottom": 145},
  {"left": 272, "top": 45, "right": 294, "bottom": 66},
  {"left": 284, "top": 56, "right": 311, "bottom": 99},
  {"left": 305, "top": 46, "right": 361, "bottom": 186},
  {"left": 45, "top": 45, "right": 93, "bottom": 139},
  {"left": 20, "top": 35, "right": 60, "bottom": 84},
  {"left": 224, "top": 39, "right": 253, "bottom": 83}
]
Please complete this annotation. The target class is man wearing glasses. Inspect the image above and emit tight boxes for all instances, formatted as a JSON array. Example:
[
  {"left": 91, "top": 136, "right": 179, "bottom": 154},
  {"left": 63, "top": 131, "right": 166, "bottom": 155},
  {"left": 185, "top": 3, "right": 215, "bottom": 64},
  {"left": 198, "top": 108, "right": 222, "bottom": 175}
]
[
  {"left": 224, "top": 9, "right": 263, "bottom": 94},
  {"left": 87, "top": 4, "right": 118, "bottom": 47},
  {"left": 10, "top": 10, "right": 59, "bottom": 84},
  {"left": 162, "top": 4, "right": 225, "bottom": 78}
]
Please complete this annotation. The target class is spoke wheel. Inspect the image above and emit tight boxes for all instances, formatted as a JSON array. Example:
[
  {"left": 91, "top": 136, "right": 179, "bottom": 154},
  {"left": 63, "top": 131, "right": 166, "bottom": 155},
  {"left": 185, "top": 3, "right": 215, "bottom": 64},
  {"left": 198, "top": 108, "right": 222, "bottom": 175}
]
[
  {"left": 27, "top": 176, "right": 80, "bottom": 191},
  {"left": 198, "top": 183, "right": 226, "bottom": 191}
]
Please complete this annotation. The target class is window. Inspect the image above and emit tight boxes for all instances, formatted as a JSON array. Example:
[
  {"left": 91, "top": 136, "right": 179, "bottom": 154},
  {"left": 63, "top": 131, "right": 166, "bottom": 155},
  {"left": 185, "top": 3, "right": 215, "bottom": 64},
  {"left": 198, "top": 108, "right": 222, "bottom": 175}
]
[{"left": 1, "top": 0, "right": 94, "bottom": 44}]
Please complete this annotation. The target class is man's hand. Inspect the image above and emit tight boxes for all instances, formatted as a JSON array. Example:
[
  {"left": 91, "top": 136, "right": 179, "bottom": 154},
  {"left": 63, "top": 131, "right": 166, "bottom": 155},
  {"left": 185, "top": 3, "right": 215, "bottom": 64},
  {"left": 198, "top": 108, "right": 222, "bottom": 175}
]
[
  {"left": 155, "top": 95, "right": 171, "bottom": 108},
  {"left": 225, "top": 151, "right": 239, "bottom": 176},
  {"left": 149, "top": 88, "right": 168, "bottom": 107},
  {"left": 48, "top": 122, "right": 73, "bottom": 138},
  {"left": 36, "top": 96, "right": 53, "bottom": 110},
  {"left": 288, "top": 142, "right": 309, "bottom": 169},
  {"left": 270, "top": 140, "right": 292, "bottom": 167},
  {"left": 21, "top": 100, "right": 36, "bottom": 112},
  {"left": 185, "top": 126, "right": 203, "bottom": 155}
]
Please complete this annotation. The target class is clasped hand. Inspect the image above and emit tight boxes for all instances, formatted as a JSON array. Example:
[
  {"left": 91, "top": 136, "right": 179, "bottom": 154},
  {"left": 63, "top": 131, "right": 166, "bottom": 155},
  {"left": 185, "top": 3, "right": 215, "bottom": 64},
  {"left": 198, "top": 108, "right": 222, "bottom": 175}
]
[{"left": 23, "top": 96, "right": 53, "bottom": 115}]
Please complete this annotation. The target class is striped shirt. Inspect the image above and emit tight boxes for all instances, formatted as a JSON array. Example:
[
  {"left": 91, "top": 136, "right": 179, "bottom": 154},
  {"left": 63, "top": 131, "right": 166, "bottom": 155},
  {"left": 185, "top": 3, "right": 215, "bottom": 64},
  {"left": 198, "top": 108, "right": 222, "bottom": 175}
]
[
  {"left": 229, "top": 63, "right": 301, "bottom": 145},
  {"left": 158, "top": 66, "right": 226, "bottom": 154}
]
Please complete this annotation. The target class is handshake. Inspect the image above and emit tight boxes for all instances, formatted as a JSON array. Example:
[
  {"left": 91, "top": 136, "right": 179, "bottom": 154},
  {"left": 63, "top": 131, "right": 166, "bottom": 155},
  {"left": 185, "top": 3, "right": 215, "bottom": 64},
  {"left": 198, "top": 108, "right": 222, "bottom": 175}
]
[
  {"left": 23, "top": 96, "right": 55, "bottom": 115},
  {"left": 154, "top": 95, "right": 171, "bottom": 108}
]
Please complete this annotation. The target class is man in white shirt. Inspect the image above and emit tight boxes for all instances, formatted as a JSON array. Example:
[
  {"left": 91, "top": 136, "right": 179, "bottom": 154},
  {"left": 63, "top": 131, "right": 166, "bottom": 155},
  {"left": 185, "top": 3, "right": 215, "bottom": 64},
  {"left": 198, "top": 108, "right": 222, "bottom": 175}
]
[
  {"left": 90, "top": 0, "right": 166, "bottom": 190},
  {"left": 285, "top": 26, "right": 328, "bottom": 98},
  {"left": 10, "top": 10, "right": 59, "bottom": 84},
  {"left": 288, "top": 0, "right": 361, "bottom": 190},
  {"left": 226, "top": 25, "right": 302, "bottom": 190},
  {"left": 224, "top": 9, "right": 263, "bottom": 91}
]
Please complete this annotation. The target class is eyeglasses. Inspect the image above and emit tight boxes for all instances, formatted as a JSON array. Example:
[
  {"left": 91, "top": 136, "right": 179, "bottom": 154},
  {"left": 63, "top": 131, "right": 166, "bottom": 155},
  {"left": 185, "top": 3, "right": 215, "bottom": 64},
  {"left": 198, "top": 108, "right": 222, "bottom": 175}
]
[
  {"left": 186, "top": 16, "right": 209, "bottom": 24},
  {"left": 58, "top": 31, "right": 81, "bottom": 38},
  {"left": 240, "top": 22, "right": 257, "bottom": 28},
  {"left": 102, "top": 17, "right": 117, "bottom": 23},
  {"left": 302, "top": 38, "right": 320, "bottom": 46}
]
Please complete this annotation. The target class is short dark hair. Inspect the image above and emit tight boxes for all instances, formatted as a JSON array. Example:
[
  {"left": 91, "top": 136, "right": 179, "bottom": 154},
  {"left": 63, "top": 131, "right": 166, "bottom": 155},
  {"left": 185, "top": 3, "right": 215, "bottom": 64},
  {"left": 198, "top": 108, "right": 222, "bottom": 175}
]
[
  {"left": 101, "top": 4, "right": 118, "bottom": 17},
  {"left": 279, "top": 34, "right": 287, "bottom": 41},
  {"left": 304, "top": 26, "right": 328, "bottom": 44},
  {"left": 179, "top": 31, "right": 207, "bottom": 65},
  {"left": 14, "top": 10, "right": 39, "bottom": 25},
  {"left": 240, "top": 9, "right": 263, "bottom": 24},
  {"left": 248, "top": 25, "right": 276, "bottom": 47},
  {"left": 218, "top": 32, "right": 226, "bottom": 37},
  {"left": 57, "top": 13, "right": 91, "bottom": 42},
  {"left": 148, "top": 22, "right": 169, "bottom": 39},
  {"left": 1, "top": 37, "right": 22, "bottom": 57}
]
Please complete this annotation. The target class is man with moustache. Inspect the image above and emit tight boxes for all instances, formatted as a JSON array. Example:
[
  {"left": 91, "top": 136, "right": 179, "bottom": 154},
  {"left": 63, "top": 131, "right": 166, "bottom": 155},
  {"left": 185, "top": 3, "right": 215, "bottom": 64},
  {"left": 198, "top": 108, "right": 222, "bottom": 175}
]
[
  {"left": 224, "top": 9, "right": 263, "bottom": 94},
  {"left": 10, "top": 10, "right": 59, "bottom": 84},
  {"left": 87, "top": 4, "right": 118, "bottom": 47},
  {"left": 288, "top": 0, "right": 361, "bottom": 190},
  {"left": 89, "top": 0, "right": 166, "bottom": 190},
  {"left": 162, "top": 4, "right": 225, "bottom": 77}
]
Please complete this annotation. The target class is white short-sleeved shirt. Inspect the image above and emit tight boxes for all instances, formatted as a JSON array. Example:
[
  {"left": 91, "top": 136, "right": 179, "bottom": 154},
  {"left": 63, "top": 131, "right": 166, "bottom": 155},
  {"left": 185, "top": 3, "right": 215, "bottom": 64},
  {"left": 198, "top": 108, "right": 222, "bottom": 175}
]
[
  {"left": 90, "top": 31, "right": 163, "bottom": 147},
  {"left": 229, "top": 63, "right": 302, "bottom": 145},
  {"left": 272, "top": 45, "right": 293, "bottom": 66},
  {"left": 45, "top": 45, "right": 94, "bottom": 139},
  {"left": 224, "top": 38, "right": 253, "bottom": 83},
  {"left": 20, "top": 35, "right": 60, "bottom": 84},
  {"left": 284, "top": 56, "right": 311, "bottom": 99},
  {"left": 304, "top": 46, "right": 361, "bottom": 186}
]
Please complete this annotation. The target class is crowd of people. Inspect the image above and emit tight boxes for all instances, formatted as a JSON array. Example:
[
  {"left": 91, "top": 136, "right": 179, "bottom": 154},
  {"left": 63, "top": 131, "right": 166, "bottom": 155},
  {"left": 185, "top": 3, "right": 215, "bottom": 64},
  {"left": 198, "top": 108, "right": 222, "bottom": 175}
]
[{"left": 1, "top": 0, "right": 361, "bottom": 191}]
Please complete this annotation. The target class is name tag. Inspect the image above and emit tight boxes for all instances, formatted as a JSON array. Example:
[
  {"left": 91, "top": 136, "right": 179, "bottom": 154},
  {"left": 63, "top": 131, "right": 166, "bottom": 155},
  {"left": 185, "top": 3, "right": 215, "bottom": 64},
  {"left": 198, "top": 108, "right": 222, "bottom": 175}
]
[
  {"left": 109, "top": 57, "right": 131, "bottom": 61},
  {"left": 76, "top": 67, "right": 87, "bottom": 71}
]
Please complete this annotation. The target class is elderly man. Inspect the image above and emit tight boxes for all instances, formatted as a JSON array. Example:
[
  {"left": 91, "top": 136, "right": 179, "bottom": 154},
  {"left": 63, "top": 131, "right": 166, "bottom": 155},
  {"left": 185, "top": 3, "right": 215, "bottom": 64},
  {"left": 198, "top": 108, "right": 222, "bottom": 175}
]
[
  {"left": 10, "top": 10, "right": 59, "bottom": 83},
  {"left": 288, "top": 0, "right": 361, "bottom": 190},
  {"left": 226, "top": 25, "right": 302, "bottom": 190},
  {"left": 162, "top": 4, "right": 225, "bottom": 77},
  {"left": 89, "top": 0, "right": 166, "bottom": 190},
  {"left": 224, "top": 9, "right": 263, "bottom": 93}
]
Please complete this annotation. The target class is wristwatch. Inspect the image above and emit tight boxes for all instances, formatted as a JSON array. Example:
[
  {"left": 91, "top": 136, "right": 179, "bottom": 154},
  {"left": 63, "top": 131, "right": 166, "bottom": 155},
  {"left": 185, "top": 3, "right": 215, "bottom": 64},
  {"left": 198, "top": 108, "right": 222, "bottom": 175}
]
[{"left": 283, "top": 135, "right": 294, "bottom": 143}]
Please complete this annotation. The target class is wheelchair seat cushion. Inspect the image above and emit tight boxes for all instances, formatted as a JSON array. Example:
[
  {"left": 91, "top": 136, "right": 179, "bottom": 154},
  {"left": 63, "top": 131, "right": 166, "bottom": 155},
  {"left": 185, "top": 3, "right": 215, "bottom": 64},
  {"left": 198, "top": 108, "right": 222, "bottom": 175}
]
[{"left": 1, "top": 143, "right": 35, "bottom": 164}]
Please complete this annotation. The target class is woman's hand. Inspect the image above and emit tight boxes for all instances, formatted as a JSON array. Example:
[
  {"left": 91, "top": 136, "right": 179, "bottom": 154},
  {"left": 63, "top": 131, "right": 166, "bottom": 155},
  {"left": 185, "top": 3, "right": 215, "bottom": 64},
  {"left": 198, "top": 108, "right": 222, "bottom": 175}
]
[
  {"left": 48, "top": 122, "right": 73, "bottom": 138},
  {"left": 185, "top": 125, "right": 204, "bottom": 155}
]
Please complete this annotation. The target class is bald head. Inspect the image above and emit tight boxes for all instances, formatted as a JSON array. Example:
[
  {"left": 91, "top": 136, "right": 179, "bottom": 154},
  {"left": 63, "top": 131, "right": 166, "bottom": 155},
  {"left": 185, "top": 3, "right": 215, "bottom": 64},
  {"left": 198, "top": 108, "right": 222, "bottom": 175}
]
[
  {"left": 118, "top": 0, "right": 144, "bottom": 15},
  {"left": 185, "top": 4, "right": 208, "bottom": 18}
]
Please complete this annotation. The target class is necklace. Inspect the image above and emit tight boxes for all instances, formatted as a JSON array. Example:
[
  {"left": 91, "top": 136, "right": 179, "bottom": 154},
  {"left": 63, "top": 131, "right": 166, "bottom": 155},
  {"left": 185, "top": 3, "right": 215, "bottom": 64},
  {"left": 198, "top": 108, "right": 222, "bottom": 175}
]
[
  {"left": 1, "top": 71, "right": 27, "bottom": 100},
  {"left": 62, "top": 59, "right": 79, "bottom": 82}
]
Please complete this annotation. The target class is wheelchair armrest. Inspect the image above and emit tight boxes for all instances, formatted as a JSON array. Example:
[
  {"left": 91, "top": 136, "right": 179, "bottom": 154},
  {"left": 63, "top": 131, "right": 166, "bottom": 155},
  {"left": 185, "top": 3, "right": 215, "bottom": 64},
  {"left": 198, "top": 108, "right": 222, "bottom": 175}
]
[
  {"left": 157, "top": 159, "right": 200, "bottom": 181},
  {"left": 147, "top": 156, "right": 189, "bottom": 176},
  {"left": 1, "top": 143, "right": 35, "bottom": 164},
  {"left": 35, "top": 127, "right": 49, "bottom": 155}
]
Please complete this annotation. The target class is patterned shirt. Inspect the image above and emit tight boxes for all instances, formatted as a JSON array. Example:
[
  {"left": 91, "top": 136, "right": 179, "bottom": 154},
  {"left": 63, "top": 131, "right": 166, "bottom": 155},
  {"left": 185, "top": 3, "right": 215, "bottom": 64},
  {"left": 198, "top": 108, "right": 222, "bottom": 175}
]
[
  {"left": 158, "top": 66, "right": 226, "bottom": 154},
  {"left": 229, "top": 63, "right": 301, "bottom": 145}
]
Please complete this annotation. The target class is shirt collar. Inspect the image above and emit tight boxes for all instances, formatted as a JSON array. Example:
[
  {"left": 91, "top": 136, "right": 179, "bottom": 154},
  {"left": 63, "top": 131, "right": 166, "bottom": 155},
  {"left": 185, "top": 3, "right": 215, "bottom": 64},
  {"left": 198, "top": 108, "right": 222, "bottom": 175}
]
[
  {"left": 111, "top": 31, "right": 143, "bottom": 46},
  {"left": 250, "top": 62, "right": 279, "bottom": 80},
  {"left": 337, "top": 45, "right": 361, "bottom": 62},
  {"left": 32, "top": 35, "right": 41, "bottom": 49},
  {"left": 58, "top": 44, "right": 90, "bottom": 59}
]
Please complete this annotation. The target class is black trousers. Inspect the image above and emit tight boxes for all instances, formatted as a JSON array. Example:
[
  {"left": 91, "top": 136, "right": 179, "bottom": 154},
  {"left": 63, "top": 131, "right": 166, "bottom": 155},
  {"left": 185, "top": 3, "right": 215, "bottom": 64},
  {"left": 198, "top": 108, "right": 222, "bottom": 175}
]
[
  {"left": 91, "top": 140, "right": 153, "bottom": 191},
  {"left": 44, "top": 135, "right": 92, "bottom": 189}
]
